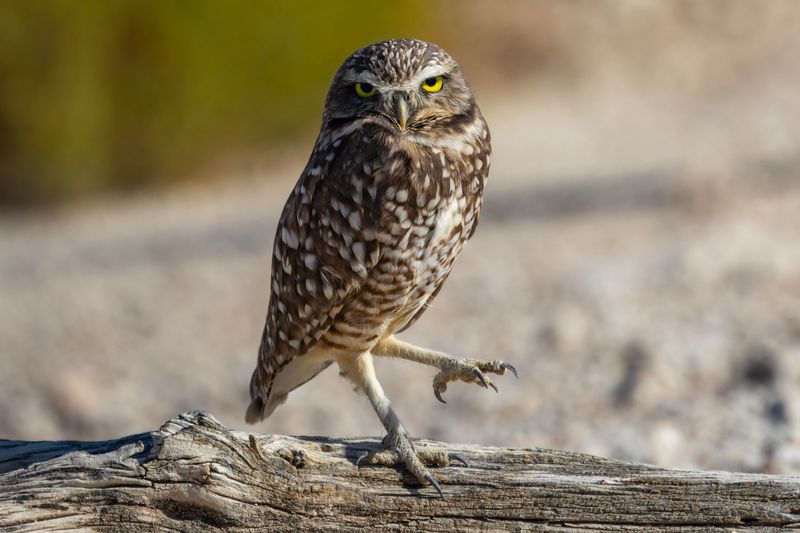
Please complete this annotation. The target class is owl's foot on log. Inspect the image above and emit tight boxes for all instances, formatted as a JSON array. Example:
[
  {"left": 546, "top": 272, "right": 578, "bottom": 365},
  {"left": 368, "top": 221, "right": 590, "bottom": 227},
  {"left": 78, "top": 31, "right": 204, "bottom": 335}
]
[
  {"left": 432, "top": 359, "right": 517, "bottom": 403},
  {"left": 357, "top": 430, "right": 466, "bottom": 497}
]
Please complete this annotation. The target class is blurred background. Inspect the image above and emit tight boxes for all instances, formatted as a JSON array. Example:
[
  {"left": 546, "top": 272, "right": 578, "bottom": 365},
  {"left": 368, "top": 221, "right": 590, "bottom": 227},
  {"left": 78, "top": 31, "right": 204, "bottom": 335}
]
[{"left": 2, "top": 1, "right": 800, "bottom": 474}]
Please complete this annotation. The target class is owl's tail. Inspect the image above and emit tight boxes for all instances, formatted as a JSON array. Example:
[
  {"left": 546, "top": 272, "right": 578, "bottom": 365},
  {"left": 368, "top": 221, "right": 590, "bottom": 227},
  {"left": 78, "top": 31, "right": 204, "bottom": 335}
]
[{"left": 245, "top": 369, "right": 287, "bottom": 424}]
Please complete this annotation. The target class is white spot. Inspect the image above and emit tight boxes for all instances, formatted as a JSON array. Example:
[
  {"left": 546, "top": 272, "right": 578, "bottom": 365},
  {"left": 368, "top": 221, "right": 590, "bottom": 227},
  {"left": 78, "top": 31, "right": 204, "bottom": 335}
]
[
  {"left": 304, "top": 254, "right": 319, "bottom": 270},
  {"left": 362, "top": 228, "right": 377, "bottom": 241},
  {"left": 395, "top": 189, "right": 408, "bottom": 202},
  {"left": 337, "top": 201, "right": 350, "bottom": 218},
  {"left": 352, "top": 242, "right": 366, "bottom": 264},
  {"left": 394, "top": 205, "right": 408, "bottom": 223},
  {"left": 305, "top": 278, "right": 317, "bottom": 295},
  {"left": 389, "top": 158, "right": 402, "bottom": 174},
  {"left": 323, "top": 283, "right": 334, "bottom": 299},
  {"left": 281, "top": 227, "right": 299, "bottom": 249},
  {"left": 348, "top": 211, "right": 361, "bottom": 230},
  {"left": 412, "top": 225, "right": 428, "bottom": 237}
]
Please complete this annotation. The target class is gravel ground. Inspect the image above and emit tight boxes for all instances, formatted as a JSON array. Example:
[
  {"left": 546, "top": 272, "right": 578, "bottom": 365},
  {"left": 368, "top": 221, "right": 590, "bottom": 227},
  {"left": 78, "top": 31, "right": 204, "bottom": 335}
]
[{"left": 2, "top": 59, "right": 800, "bottom": 474}]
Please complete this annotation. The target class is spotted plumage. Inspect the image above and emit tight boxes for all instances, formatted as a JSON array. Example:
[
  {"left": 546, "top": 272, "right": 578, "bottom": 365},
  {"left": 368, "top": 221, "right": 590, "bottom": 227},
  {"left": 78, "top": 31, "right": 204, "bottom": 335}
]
[{"left": 246, "top": 39, "right": 514, "bottom": 496}]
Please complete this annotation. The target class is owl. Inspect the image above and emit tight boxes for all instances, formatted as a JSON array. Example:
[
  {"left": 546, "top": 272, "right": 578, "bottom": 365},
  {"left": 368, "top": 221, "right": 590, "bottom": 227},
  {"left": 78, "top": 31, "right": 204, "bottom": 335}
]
[{"left": 246, "top": 39, "right": 515, "bottom": 496}]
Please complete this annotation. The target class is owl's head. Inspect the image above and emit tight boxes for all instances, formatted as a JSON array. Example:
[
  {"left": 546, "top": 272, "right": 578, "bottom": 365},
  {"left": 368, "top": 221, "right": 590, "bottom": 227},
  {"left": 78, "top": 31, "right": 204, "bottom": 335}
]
[{"left": 323, "top": 39, "right": 475, "bottom": 135}]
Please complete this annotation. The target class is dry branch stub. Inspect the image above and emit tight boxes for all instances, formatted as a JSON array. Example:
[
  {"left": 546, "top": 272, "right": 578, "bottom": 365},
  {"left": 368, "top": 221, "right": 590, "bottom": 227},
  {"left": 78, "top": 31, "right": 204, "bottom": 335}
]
[{"left": 1, "top": 411, "right": 799, "bottom": 531}]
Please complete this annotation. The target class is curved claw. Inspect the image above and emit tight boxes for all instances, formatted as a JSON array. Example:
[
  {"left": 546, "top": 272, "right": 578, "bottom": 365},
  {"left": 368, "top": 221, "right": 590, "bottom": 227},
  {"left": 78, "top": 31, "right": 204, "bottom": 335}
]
[
  {"left": 434, "top": 388, "right": 447, "bottom": 404},
  {"left": 472, "top": 368, "right": 489, "bottom": 389},
  {"left": 449, "top": 453, "right": 469, "bottom": 468},
  {"left": 355, "top": 451, "right": 372, "bottom": 466},
  {"left": 424, "top": 472, "right": 444, "bottom": 498},
  {"left": 501, "top": 361, "right": 518, "bottom": 379}
]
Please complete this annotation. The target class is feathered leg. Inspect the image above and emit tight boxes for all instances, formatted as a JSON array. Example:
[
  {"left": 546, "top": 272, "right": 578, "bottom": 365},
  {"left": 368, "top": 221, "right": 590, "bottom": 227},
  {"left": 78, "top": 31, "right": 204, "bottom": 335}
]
[{"left": 337, "top": 352, "right": 446, "bottom": 497}]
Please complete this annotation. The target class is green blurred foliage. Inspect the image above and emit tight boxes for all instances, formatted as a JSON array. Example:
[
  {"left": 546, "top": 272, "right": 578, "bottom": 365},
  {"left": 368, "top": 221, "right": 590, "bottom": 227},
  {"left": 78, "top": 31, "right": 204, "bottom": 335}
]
[{"left": 0, "top": 1, "right": 438, "bottom": 205}]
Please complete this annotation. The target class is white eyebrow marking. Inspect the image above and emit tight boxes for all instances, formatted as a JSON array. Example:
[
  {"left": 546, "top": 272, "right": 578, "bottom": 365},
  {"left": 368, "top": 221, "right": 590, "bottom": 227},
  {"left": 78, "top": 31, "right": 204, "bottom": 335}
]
[
  {"left": 393, "top": 66, "right": 448, "bottom": 91},
  {"left": 341, "top": 70, "right": 385, "bottom": 89},
  {"left": 416, "top": 65, "right": 447, "bottom": 83}
]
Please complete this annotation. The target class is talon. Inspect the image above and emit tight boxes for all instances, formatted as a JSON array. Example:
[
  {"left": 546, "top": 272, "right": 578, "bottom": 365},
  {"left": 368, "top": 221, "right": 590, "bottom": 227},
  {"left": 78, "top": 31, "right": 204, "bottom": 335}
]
[
  {"left": 501, "top": 362, "right": 518, "bottom": 378},
  {"left": 424, "top": 472, "right": 444, "bottom": 498},
  {"left": 487, "top": 379, "right": 498, "bottom": 393},
  {"left": 434, "top": 388, "right": 447, "bottom": 404},
  {"left": 449, "top": 453, "right": 469, "bottom": 468},
  {"left": 472, "top": 368, "right": 489, "bottom": 389},
  {"left": 356, "top": 451, "right": 372, "bottom": 466}
]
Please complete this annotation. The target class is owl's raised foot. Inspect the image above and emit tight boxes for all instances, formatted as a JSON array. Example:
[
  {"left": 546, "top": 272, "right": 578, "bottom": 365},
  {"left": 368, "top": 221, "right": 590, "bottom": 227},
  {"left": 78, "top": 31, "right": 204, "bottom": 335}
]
[
  {"left": 357, "top": 430, "right": 460, "bottom": 497},
  {"left": 433, "top": 359, "right": 518, "bottom": 403}
]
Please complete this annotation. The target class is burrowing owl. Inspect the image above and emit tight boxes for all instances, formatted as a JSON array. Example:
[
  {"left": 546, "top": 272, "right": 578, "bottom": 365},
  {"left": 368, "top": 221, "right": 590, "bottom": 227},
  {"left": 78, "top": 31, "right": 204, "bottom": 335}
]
[{"left": 246, "top": 39, "right": 516, "bottom": 496}]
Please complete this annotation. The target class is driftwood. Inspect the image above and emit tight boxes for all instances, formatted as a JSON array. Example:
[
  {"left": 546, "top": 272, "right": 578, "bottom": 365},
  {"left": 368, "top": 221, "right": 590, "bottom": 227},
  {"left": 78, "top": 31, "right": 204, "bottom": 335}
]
[{"left": 1, "top": 411, "right": 799, "bottom": 532}]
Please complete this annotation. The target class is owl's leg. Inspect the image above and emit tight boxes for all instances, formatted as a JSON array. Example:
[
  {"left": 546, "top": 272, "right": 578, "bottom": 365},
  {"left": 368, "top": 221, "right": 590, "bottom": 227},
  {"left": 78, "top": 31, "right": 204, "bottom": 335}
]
[
  {"left": 372, "top": 336, "right": 517, "bottom": 403},
  {"left": 337, "top": 352, "right": 446, "bottom": 497}
]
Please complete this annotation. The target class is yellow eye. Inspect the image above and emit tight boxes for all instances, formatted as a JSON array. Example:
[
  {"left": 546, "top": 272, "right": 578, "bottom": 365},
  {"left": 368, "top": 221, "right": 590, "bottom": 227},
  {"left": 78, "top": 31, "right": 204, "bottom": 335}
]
[
  {"left": 421, "top": 75, "right": 444, "bottom": 93},
  {"left": 354, "top": 82, "right": 377, "bottom": 98}
]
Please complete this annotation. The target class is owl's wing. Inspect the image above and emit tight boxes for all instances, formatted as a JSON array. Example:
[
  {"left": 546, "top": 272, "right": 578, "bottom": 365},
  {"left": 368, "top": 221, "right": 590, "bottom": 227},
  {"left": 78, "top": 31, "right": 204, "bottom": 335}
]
[{"left": 247, "top": 133, "right": 382, "bottom": 421}]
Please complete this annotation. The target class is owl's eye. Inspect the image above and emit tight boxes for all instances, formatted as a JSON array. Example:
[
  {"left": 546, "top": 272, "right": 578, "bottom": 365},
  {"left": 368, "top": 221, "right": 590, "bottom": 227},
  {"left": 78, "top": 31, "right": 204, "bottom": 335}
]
[
  {"left": 421, "top": 76, "right": 444, "bottom": 93},
  {"left": 354, "top": 82, "right": 377, "bottom": 98}
]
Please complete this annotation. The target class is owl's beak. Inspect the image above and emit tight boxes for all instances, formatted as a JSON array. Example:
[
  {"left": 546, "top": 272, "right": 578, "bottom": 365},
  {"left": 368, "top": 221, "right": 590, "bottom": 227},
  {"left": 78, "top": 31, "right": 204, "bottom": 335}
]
[{"left": 394, "top": 93, "right": 410, "bottom": 131}]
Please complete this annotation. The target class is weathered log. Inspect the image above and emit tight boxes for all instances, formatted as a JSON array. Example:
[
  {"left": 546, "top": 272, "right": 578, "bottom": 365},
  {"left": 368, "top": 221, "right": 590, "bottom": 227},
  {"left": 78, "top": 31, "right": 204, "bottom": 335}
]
[{"left": 1, "top": 411, "right": 799, "bottom": 532}]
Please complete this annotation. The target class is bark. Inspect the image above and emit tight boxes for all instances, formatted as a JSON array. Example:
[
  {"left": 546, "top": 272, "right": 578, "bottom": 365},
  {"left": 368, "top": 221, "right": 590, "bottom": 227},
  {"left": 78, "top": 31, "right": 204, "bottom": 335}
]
[{"left": 1, "top": 411, "right": 799, "bottom": 532}]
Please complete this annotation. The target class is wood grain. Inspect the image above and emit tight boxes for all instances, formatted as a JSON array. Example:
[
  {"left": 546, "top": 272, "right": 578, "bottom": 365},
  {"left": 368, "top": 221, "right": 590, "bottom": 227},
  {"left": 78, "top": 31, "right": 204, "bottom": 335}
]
[{"left": 2, "top": 411, "right": 799, "bottom": 532}]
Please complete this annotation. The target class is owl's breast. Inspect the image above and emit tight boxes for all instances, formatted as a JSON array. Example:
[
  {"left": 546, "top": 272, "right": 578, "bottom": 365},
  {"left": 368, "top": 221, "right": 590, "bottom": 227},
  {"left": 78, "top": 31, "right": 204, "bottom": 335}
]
[{"left": 319, "top": 120, "right": 489, "bottom": 350}]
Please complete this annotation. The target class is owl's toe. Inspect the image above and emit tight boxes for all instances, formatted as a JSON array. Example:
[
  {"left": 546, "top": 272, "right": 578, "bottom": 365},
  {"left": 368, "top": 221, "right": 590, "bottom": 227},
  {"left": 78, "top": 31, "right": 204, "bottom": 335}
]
[
  {"left": 432, "top": 358, "right": 517, "bottom": 400},
  {"left": 357, "top": 430, "right": 447, "bottom": 497},
  {"left": 500, "top": 361, "right": 519, "bottom": 378}
]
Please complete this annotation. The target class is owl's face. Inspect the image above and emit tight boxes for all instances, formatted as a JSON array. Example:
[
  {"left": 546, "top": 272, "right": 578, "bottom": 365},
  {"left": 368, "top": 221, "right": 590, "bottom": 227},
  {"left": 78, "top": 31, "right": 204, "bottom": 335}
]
[{"left": 323, "top": 39, "right": 474, "bottom": 136}]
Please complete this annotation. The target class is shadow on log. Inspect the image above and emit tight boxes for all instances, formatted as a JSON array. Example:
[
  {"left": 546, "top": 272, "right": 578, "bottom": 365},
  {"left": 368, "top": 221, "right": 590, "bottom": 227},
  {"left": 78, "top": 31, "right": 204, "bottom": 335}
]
[{"left": 2, "top": 411, "right": 799, "bottom": 531}]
